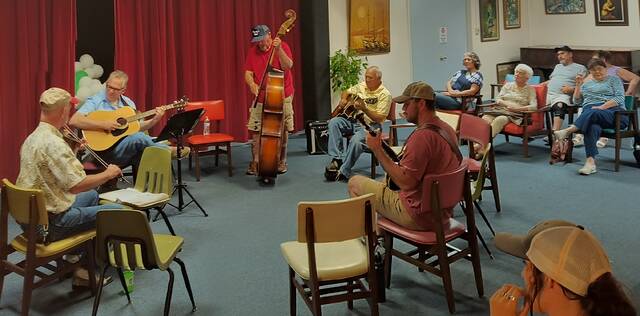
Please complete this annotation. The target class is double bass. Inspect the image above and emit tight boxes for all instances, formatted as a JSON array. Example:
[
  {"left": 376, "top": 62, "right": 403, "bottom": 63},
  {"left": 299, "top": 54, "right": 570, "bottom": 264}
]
[{"left": 254, "top": 9, "right": 296, "bottom": 183}]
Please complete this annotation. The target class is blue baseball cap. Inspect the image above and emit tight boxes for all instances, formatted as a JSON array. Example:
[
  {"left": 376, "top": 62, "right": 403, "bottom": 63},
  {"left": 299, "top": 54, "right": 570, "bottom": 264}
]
[{"left": 251, "top": 25, "right": 270, "bottom": 42}]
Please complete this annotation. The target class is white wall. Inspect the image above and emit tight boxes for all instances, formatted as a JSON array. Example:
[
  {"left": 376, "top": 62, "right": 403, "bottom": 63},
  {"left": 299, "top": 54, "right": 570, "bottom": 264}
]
[
  {"left": 328, "top": 0, "right": 412, "bottom": 109},
  {"left": 528, "top": 1, "right": 640, "bottom": 47},
  {"left": 467, "top": 0, "right": 531, "bottom": 97}
]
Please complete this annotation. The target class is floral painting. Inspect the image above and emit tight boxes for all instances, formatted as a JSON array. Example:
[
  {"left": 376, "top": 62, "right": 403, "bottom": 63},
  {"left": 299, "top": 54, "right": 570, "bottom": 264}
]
[
  {"left": 479, "top": 0, "right": 499, "bottom": 42},
  {"left": 503, "top": 0, "right": 521, "bottom": 29},
  {"left": 544, "top": 0, "right": 586, "bottom": 14}
]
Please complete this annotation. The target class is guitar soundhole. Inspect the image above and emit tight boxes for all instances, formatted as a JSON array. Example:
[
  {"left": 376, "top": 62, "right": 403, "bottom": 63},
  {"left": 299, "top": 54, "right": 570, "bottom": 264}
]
[{"left": 111, "top": 117, "right": 128, "bottom": 136}]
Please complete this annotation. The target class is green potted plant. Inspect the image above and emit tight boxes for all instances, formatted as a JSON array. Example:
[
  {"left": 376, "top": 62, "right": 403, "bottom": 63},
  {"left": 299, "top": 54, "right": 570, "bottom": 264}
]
[{"left": 329, "top": 49, "right": 368, "bottom": 93}]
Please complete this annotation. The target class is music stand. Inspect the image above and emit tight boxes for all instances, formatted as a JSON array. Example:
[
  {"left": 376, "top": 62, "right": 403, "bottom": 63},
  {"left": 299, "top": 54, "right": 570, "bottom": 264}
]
[{"left": 156, "top": 108, "right": 208, "bottom": 216}]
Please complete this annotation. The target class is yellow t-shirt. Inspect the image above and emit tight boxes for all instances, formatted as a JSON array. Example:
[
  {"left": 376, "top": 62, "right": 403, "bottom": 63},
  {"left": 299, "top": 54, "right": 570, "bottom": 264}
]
[
  {"left": 346, "top": 82, "right": 392, "bottom": 124},
  {"left": 16, "top": 122, "right": 86, "bottom": 214}
]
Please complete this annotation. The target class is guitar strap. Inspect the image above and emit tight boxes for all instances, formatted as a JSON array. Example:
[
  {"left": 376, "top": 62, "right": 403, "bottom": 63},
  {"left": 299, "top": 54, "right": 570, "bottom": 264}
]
[
  {"left": 120, "top": 95, "right": 133, "bottom": 108},
  {"left": 397, "top": 123, "right": 462, "bottom": 164}
]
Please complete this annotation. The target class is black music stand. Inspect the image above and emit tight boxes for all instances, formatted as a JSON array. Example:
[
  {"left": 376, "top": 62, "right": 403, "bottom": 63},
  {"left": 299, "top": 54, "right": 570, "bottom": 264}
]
[{"left": 156, "top": 108, "right": 208, "bottom": 216}]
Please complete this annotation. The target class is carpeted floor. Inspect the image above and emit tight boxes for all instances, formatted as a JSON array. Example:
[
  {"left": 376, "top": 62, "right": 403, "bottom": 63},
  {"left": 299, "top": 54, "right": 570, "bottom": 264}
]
[{"left": 1, "top": 126, "right": 639, "bottom": 315}]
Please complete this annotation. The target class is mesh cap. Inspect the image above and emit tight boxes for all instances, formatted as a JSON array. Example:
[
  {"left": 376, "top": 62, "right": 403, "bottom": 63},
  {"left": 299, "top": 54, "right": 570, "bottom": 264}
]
[
  {"left": 526, "top": 226, "right": 612, "bottom": 297},
  {"left": 251, "top": 25, "right": 270, "bottom": 42},
  {"left": 39, "top": 87, "right": 77, "bottom": 111},
  {"left": 495, "top": 219, "right": 577, "bottom": 259}
]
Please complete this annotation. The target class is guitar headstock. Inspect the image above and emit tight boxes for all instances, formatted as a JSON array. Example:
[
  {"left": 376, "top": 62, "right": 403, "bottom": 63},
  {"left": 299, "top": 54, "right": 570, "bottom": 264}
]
[{"left": 168, "top": 96, "right": 189, "bottom": 112}]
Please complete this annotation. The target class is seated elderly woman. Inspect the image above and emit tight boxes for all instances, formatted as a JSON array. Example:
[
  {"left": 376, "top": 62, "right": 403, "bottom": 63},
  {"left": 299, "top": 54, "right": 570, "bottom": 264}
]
[
  {"left": 434, "top": 52, "right": 483, "bottom": 111},
  {"left": 480, "top": 64, "right": 537, "bottom": 142},
  {"left": 490, "top": 223, "right": 636, "bottom": 316},
  {"left": 554, "top": 58, "right": 627, "bottom": 175}
]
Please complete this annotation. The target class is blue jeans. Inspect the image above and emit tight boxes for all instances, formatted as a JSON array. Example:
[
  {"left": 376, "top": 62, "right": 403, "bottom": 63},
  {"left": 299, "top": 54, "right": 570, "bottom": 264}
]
[
  {"left": 327, "top": 117, "right": 379, "bottom": 178},
  {"left": 434, "top": 93, "right": 462, "bottom": 110},
  {"left": 47, "top": 190, "right": 124, "bottom": 242},
  {"left": 102, "top": 132, "right": 168, "bottom": 167},
  {"left": 574, "top": 107, "right": 628, "bottom": 158}
]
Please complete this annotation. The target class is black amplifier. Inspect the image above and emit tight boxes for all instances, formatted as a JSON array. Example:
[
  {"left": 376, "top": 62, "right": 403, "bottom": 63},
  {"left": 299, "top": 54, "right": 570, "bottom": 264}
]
[{"left": 305, "top": 120, "right": 329, "bottom": 155}]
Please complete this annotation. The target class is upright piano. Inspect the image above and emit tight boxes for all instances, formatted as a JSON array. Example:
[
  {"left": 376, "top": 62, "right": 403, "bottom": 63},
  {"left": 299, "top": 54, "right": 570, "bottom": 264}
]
[{"left": 521, "top": 45, "right": 640, "bottom": 79}]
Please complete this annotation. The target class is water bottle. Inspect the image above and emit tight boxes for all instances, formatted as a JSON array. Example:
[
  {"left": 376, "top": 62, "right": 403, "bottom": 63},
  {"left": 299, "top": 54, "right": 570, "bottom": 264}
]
[
  {"left": 123, "top": 270, "right": 135, "bottom": 294},
  {"left": 203, "top": 116, "right": 210, "bottom": 136}
]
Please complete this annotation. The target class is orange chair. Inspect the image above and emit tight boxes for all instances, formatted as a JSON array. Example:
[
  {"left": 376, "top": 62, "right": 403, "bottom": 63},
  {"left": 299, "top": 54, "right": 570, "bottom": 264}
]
[
  {"left": 378, "top": 162, "right": 483, "bottom": 314},
  {"left": 185, "top": 100, "right": 234, "bottom": 180},
  {"left": 496, "top": 85, "right": 553, "bottom": 157}
]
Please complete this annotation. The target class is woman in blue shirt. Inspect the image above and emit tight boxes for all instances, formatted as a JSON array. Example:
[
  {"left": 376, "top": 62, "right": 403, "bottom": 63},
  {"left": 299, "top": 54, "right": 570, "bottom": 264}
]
[
  {"left": 554, "top": 58, "right": 627, "bottom": 175},
  {"left": 434, "top": 52, "right": 483, "bottom": 111}
]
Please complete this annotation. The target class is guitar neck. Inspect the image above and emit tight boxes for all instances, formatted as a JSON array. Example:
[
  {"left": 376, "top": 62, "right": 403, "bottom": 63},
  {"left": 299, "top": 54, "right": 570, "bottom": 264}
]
[
  {"left": 126, "top": 104, "right": 177, "bottom": 123},
  {"left": 356, "top": 114, "right": 400, "bottom": 162}
]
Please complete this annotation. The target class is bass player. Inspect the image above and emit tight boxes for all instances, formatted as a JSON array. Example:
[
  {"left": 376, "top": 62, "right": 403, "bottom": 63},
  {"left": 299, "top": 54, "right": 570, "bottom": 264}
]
[
  {"left": 325, "top": 66, "right": 391, "bottom": 181},
  {"left": 69, "top": 70, "right": 187, "bottom": 169}
]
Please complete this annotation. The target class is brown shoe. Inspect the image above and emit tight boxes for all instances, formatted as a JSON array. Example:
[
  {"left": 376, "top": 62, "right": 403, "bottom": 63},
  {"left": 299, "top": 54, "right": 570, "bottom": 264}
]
[
  {"left": 246, "top": 162, "right": 257, "bottom": 175},
  {"left": 72, "top": 268, "right": 112, "bottom": 289}
]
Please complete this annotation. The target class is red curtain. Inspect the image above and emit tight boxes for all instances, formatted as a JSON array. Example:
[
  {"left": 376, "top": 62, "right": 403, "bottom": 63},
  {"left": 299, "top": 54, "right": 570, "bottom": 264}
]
[
  {"left": 0, "top": 0, "right": 77, "bottom": 180},
  {"left": 113, "top": 0, "right": 303, "bottom": 141}
]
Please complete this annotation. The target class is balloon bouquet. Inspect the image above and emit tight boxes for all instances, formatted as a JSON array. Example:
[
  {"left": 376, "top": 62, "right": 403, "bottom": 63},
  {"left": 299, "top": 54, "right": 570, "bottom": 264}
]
[{"left": 74, "top": 54, "right": 105, "bottom": 108}]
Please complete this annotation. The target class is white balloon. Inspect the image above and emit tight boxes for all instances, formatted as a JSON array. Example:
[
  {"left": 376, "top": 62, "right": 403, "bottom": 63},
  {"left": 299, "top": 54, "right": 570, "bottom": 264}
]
[
  {"left": 90, "top": 64, "right": 104, "bottom": 78},
  {"left": 90, "top": 82, "right": 103, "bottom": 95},
  {"left": 79, "top": 76, "right": 92, "bottom": 88},
  {"left": 84, "top": 67, "right": 96, "bottom": 79},
  {"left": 74, "top": 62, "right": 82, "bottom": 72},
  {"left": 76, "top": 86, "right": 93, "bottom": 101},
  {"left": 79, "top": 54, "right": 94, "bottom": 69}
]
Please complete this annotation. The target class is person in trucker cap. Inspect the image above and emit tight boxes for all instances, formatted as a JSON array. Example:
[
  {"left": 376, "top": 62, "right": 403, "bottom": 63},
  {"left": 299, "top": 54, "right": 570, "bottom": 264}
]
[{"left": 490, "top": 221, "right": 636, "bottom": 316}]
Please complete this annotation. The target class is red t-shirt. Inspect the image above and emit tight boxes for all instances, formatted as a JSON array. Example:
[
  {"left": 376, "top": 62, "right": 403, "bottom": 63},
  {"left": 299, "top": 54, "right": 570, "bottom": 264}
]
[
  {"left": 398, "top": 117, "right": 460, "bottom": 229},
  {"left": 244, "top": 41, "right": 294, "bottom": 99}
]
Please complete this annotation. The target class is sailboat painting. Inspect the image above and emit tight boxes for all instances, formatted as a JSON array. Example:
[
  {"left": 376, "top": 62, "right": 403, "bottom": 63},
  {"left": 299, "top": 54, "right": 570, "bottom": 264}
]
[{"left": 349, "top": 0, "right": 390, "bottom": 55}]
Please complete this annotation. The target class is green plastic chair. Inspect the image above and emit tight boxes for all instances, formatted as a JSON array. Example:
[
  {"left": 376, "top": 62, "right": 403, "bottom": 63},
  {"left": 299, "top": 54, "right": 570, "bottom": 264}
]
[
  {"left": 600, "top": 95, "right": 638, "bottom": 171},
  {"left": 92, "top": 209, "right": 196, "bottom": 316},
  {"left": 134, "top": 147, "right": 175, "bottom": 235},
  {"left": 469, "top": 143, "right": 495, "bottom": 258}
]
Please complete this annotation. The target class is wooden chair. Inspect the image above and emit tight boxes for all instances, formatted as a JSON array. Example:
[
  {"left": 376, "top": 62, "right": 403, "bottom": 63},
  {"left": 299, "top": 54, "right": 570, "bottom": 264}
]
[
  {"left": 0, "top": 179, "right": 97, "bottom": 316},
  {"left": 483, "top": 84, "right": 553, "bottom": 157},
  {"left": 91, "top": 209, "right": 196, "bottom": 316},
  {"left": 368, "top": 101, "right": 397, "bottom": 178},
  {"left": 280, "top": 194, "right": 379, "bottom": 316},
  {"left": 590, "top": 95, "right": 637, "bottom": 171},
  {"left": 186, "top": 100, "right": 234, "bottom": 181},
  {"left": 459, "top": 113, "right": 501, "bottom": 214},
  {"left": 378, "top": 162, "right": 483, "bottom": 314}
]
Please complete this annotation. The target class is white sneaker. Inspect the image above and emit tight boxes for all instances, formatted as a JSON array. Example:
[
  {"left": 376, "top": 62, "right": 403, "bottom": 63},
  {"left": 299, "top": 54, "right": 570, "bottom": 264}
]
[
  {"left": 578, "top": 163, "right": 597, "bottom": 175},
  {"left": 572, "top": 134, "right": 584, "bottom": 147},
  {"left": 596, "top": 137, "right": 608, "bottom": 148}
]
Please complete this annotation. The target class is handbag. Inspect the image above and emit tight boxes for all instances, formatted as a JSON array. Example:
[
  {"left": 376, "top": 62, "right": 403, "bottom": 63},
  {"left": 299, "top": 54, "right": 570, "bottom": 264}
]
[{"left": 549, "top": 137, "right": 572, "bottom": 164}]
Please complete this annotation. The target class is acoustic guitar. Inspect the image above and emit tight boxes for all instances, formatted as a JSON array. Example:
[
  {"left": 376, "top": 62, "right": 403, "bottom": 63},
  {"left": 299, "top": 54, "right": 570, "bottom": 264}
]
[
  {"left": 82, "top": 97, "right": 187, "bottom": 151},
  {"left": 330, "top": 94, "right": 362, "bottom": 119},
  {"left": 355, "top": 113, "right": 401, "bottom": 191}
]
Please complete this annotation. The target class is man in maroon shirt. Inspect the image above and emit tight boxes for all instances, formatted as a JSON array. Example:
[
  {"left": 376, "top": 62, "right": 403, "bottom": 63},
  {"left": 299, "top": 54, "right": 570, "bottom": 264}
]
[
  {"left": 244, "top": 24, "right": 295, "bottom": 175},
  {"left": 348, "top": 81, "right": 461, "bottom": 231}
]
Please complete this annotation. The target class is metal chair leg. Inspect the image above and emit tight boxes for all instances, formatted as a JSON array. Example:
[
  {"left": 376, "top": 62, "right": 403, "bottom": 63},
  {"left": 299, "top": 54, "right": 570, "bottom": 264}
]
[
  {"left": 156, "top": 207, "right": 176, "bottom": 236},
  {"left": 163, "top": 268, "right": 175, "bottom": 316},
  {"left": 92, "top": 265, "right": 109, "bottom": 316},
  {"left": 476, "top": 229, "right": 494, "bottom": 259},
  {"left": 174, "top": 257, "right": 197, "bottom": 312},
  {"left": 473, "top": 201, "right": 496, "bottom": 236}
]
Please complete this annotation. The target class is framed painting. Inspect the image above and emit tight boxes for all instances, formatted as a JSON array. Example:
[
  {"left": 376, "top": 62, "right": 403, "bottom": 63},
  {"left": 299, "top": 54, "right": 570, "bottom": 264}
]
[
  {"left": 496, "top": 61, "right": 519, "bottom": 84},
  {"left": 479, "top": 0, "right": 500, "bottom": 42},
  {"left": 544, "top": 0, "right": 586, "bottom": 14},
  {"left": 503, "top": 0, "right": 521, "bottom": 29},
  {"left": 349, "top": 0, "right": 390, "bottom": 55},
  {"left": 594, "top": 0, "right": 628, "bottom": 26}
]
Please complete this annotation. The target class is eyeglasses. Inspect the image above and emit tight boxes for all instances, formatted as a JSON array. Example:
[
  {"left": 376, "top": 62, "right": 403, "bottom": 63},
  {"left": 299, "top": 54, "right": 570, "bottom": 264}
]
[{"left": 107, "top": 85, "right": 126, "bottom": 93}]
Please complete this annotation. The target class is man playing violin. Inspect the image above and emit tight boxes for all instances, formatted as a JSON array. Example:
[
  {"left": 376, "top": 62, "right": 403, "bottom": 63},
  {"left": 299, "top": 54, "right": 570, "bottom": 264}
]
[
  {"left": 244, "top": 24, "right": 294, "bottom": 175},
  {"left": 347, "top": 82, "right": 460, "bottom": 231},
  {"left": 69, "top": 70, "right": 185, "bottom": 169},
  {"left": 17, "top": 87, "right": 123, "bottom": 287},
  {"left": 325, "top": 66, "right": 391, "bottom": 181}
]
